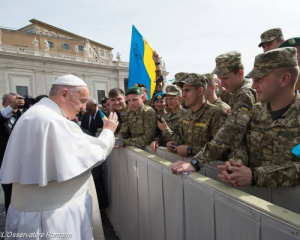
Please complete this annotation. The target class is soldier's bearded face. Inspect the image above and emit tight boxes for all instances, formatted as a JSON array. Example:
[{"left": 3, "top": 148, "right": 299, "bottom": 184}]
[
  {"left": 127, "top": 94, "right": 144, "bottom": 112},
  {"left": 217, "top": 71, "right": 242, "bottom": 93},
  {"left": 252, "top": 71, "right": 279, "bottom": 102}
]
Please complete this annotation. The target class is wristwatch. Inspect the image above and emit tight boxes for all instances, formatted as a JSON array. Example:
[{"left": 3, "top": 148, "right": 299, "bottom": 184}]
[
  {"left": 191, "top": 158, "right": 201, "bottom": 172},
  {"left": 187, "top": 146, "right": 193, "bottom": 156}
]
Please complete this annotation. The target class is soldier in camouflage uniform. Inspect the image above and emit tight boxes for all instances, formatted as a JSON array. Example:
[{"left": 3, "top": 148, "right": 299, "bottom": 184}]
[
  {"left": 171, "top": 51, "right": 257, "bottom": 174},
  {"left": 108, "top": 88, "right": 129, "bottom": 135},
  {"left": 258, "top": 28, "right": 284, "bottom": 52},
  {"left": 173, "top": 72, "right": 189, "bottom": 109},
  {"left": 279, "top": 37, "right": 300, "bottom": 90},
  {"left": 167, "top": 73, "right": 227, "bottom": 158},
  {"left": 218, "top": 47, "right": 300, "bottom": 187},
  {"left": 116, "top": 86, "right": 158, "bottom": 149},
  {"left": 150, "top": 85, "right": 186, "bottom": 151},
  {"left": 204, "top": 73, "right": 230, "bottom": 111}
]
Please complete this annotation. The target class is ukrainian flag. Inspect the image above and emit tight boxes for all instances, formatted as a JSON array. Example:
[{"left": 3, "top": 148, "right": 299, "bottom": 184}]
[{"left": 128, "top": 26, "right": 156, "bottom": 99}]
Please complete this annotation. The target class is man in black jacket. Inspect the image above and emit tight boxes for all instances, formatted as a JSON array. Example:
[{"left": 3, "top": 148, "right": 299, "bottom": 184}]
[{"left": 0, "top": 93, "right": 24, "bottom": 213}]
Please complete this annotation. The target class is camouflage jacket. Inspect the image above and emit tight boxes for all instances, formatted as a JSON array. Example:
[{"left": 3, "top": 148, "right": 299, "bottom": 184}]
[
  {"left": 117, "top": 105, "right": 158, "bottom": 148},
  {"left": 218, "top": 90, "right": 232, "bottom": 105},
  {"left": 179, "top": 102, "right": 227, "bottom": 155},
  {"left": 115, "top": 108, "right": 129, "bottom": 135},
  {"left": 235, "top": 92, "right": 300, "bottom": 187},
  {"left": 154, "top": 107, "right": 187, "bottom": 146},
  {"left": 212, "top": 98, "right": 230, "bottom": 111},
  {"left": 195, "top": 79, "right": 257, "bottom": 167}
]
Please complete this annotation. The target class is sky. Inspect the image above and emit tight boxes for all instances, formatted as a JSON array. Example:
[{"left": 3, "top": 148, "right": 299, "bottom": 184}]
[{"left": 1, "top": 0, "right": 300, "bottom": 80}]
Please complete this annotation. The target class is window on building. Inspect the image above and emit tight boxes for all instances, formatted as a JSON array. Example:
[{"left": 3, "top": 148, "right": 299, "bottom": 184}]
[
  {"left": 78, "top": 45, "right": 84, "bottom": 51},
  {"left": 16, "top": 86, "right": 29, "bottom": 97},
  {"left": 97, "top": 90, "right": 106, "bottom": 104},
  {"left": 90, "top": 48, "right": 91, "bottom": 54},
  {"left": 62, "top": 43, "right": 70, "bottom": 50},
  {"left": 25, "top": 28, "right": 35, "bottom": 34},
  {"left": 48, "top": 41, "right": 54, "bottom": 48}
]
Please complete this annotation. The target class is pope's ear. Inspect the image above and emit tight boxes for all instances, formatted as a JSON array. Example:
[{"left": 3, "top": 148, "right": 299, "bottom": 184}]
[{"left": 60, "top": 88, "right": 69, "bottom": 102}]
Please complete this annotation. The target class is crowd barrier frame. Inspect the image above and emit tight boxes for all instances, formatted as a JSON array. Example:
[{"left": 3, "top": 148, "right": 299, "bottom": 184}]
[{"left": 103, "top": 147, "right": 300, "bottom": 240}]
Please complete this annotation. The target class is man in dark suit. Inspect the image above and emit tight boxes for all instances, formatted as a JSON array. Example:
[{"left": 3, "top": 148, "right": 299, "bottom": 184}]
[
  {"left": 0, "top": 93, "right": 24, "bottom": 213},
  {"left": 80, "top": 98, "right": 108, "bottom": 216},
  {"left": 81, "top": 98, "right": 104, "bottom": 136}
]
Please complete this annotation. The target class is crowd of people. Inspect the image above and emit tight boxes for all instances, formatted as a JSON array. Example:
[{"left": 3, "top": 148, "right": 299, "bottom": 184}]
[{"left": 0, "top": 27, "right": 299, "bottom": 238}]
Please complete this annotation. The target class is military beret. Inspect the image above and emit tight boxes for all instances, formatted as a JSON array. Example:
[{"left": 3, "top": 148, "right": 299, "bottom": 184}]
[
  {"left": 246, "top": 47, "right": 298, "bottom": 79},
  {"left": 173, "top": 72, "right": 189, "bottom": 85},
  {"left": 125, "top": 86, "right": 143, "bottom": 96},
  {"left": 153, "top": 92, "right": 165, "bottom": 101},
  {"left": 178, "top": 73, "right": 208, "bottom": 88},
  {"left": 279, "top": 37, "right": 300, "bottom": 48},
  {"left": 258, "top": 28, "right": 283, "bottom": 47},
  {"left": 212, "top": 51, "right": 242, "bottom": 75},
  {"left": 101, "top": 96, "right": 108, "bottom": 104},
  {"left": 163, "top": 85, "right": 182, "bottom": 97}
]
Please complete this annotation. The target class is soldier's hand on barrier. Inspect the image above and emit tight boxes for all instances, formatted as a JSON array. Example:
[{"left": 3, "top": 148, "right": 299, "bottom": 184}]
[
  {"left": 114, "top": 138, "right": 123, "bottom": 149},
  {"left": 150, "top": 140, "right": 159, "bottom": 152},
  {"left": 103, "top": 112, "right": 119, "bottom": 133},
  {"left": 10, "top": 95, "right": 25, "bottom": 109},
  {"left": 176, "top": 145, "right": 189, "bottom": 157},
  {"left": 157, "top": 117, "right": 168, "bottom": 132},
  {"left": 166, "top": 141, "right": 178, "bottom": 152},
  {"left": 171, "top": 161, "right": 196, "bottom": 174}
]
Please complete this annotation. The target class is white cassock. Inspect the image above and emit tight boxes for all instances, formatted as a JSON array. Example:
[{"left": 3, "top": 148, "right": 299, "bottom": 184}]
[{"left": 0, "top": 97, "right": 115, "bottom": 240}]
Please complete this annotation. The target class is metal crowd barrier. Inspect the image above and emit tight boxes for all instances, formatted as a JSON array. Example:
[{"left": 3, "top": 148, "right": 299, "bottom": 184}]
[{"left": 103, "top": 147, "right": 300, "bottom": 240}]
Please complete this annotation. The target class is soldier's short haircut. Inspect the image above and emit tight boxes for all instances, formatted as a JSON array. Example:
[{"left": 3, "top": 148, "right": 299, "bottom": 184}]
[
  {"left": 231, "top": 64, "right": 244, "bottom": 75},
  {"left": 275, "top": 35, "right": 284, "bottom": 43},
  {"left": 193, "top": 84, "right": 207, "bottom": 91},
  {"left": 109, "top": 88, "right": 125, "bottom": 98},
  {"left": 2, "top": 92, "right": 17, "bottom": 103},
  {"left": 272, "top": 66, "right": 300, "bottom": 86},
  {"left": 207, "top": 79, "right": 216, "bottom": 87}
]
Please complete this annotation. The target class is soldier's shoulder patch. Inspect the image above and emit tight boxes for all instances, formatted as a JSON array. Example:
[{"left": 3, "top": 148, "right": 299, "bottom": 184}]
[
  {"left": 236, "top": 109, "right": 250, "bottom": 126},
  {"left": 195, "top": 123, "right": 207, "bottom": 127}
]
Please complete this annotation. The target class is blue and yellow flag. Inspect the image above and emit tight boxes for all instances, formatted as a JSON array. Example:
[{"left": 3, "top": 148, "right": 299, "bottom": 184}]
[{"left": 128, "top": 26, "right": 156, "bottom": 99}]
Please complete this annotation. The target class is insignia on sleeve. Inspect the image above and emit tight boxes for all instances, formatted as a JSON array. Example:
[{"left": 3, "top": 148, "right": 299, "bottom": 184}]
[{"left": 236, "top": 110, "right": 250, "bottom": 126}]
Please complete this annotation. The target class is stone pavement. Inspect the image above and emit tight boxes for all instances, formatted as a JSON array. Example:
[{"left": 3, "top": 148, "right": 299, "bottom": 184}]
[
  {"left": 0, "top": 187, "right": 6, "bottom": 232},
  {"left": 0, "top": 186, "right": 118, "bottom": 239}
]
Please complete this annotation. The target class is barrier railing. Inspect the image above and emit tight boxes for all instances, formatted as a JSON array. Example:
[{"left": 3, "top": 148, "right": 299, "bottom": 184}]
[{"left": 103, "top": 147, "right": 300, "bottom": 240}]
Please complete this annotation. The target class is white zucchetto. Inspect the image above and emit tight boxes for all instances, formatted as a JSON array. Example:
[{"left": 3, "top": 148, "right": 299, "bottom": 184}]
[{"left": 53, "top": 74, "right": 87, "bottom": 87}]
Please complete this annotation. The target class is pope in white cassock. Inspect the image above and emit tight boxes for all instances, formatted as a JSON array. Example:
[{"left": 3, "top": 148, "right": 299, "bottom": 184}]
[{"left": 0, "top": 75, "right": 118, "bottom": 240}]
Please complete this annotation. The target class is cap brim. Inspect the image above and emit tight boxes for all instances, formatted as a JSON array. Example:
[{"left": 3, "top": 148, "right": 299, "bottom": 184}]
[{"left": 245, "top": 67, "right": 273, "bottom": 79}]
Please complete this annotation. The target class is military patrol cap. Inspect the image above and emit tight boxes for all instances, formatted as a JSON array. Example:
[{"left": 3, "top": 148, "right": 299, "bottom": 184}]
[
  {"left": 125, "top": 86, "right": 143, "bottom": 96},
  {"left": 246, "top": 47, "right": 298, "bottom": 79},
  {"left": 258, "top": 28, "right": 283, "bottom": 47},
  {"left": 153, "top": 92, "right": 165, "bottom": 101},
  {"left": 101, "top": 96, "right": 108, "bottom": 104},
  {"left": 163, "top": 85, "right": 182, "bottom": 96},
  {"left": 212, "top": 51, "right": 242, "bottom": 75},
  {"left": 279, "top": 37, "right": 300, "bottom": 48},
  {"left": 203, "top": 73, "right": 214, "bottom": 82},
  {"left": 178, "top": 73, "right": 208, "bottom": 88},
  {"left": 173, "top": 72, "right": 189, "bottom": 85}
]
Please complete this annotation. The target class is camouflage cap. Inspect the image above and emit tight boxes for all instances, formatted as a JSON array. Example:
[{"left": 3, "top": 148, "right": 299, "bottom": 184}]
[
  {"left": 163, "top": 85, "right": 182, "bottom": 96},
  {"left": 173, "top": 72, "right": 189, "bottom": 85},
  {"left": 258, "top": 28, "right": 283, "bottom": 47},
  {"left": 125, "top": 86, "right": 143, "bottom": 96},
  {"left": 279, "top": 37, "right": 300, "bottom": 48},
  {"left": 212, "top": 51, "right": 242, "bottom": 75},
  {"left": 178, "top": 73, "right": 208, "bottom": 88},
  {"left": 203, "top": 73, "right": 214, "bottom": 82},
  {"left": 245, "top": 47, "right": 298, "bottom": 79}
]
